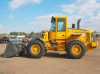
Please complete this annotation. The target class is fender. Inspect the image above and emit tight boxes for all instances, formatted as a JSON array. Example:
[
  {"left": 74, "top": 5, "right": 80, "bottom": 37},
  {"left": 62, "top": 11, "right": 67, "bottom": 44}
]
[
  {"left": 31, "top": 31, "right": 48, "bottom": 50},
  {"left": 66, "top": 34, "right": 85, "bottom": 46}
]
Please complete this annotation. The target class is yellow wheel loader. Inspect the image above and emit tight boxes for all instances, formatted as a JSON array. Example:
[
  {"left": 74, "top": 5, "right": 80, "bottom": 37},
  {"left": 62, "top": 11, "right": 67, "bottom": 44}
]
[{"left": 2, "top": 16, "right": 98, "bottom": 59}]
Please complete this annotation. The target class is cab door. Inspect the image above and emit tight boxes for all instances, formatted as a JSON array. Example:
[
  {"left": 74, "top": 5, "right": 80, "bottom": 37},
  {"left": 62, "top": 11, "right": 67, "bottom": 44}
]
[{"left": 56, "top": 18, "right": 66, "bottom": 39}]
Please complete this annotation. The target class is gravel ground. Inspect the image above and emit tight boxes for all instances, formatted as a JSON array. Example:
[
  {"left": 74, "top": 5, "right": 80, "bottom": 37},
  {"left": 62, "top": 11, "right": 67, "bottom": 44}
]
[{"left": 0, "top": 40, "right": 100, "bottom": 74}]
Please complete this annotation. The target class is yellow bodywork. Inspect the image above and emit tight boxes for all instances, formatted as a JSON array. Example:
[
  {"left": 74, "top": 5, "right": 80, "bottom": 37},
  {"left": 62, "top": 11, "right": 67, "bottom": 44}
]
[
  {"left": 40, "top": 16, "right": 98, "bottom": 51},
  {"left": 90, "top": 42, "right": 98, "bottom": 48}
]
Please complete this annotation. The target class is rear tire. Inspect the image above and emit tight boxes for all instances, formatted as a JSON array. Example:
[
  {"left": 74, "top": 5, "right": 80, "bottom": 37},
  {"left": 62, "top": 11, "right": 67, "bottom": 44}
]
[
  {"left": 27, "top": 40, "right": 45, "bottom": 58},
  {"left": 66, "top": 40, "right": 86, "bottom": 59}
]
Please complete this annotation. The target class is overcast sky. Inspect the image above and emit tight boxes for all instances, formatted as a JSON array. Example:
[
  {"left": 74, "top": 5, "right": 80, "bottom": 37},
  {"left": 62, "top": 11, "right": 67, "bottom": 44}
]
[{"left": 0, "top": 0, "right": 100, "bottom": 34}]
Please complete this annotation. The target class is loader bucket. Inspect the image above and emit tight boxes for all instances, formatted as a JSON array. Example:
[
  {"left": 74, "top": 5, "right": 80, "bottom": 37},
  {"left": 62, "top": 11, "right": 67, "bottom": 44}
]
[{"left": 2, "top": 42, "right": 19, "bottom": 58}]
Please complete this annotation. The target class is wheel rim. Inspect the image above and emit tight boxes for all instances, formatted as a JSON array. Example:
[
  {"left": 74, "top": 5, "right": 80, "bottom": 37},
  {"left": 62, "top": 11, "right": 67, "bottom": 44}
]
[
  {"left": 72, "top": 45, "right": 82, "bottom": 55},
  {"left": 31, "top": 44, "right": 40, "bottom": 54}
]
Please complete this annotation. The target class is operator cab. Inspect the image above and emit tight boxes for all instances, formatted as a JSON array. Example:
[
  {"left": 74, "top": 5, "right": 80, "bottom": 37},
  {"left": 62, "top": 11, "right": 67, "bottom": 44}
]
[
  {"left": 50, "top": 16, "right": 66, "bottom": 32},
  {"left": 49, "top": 16, "right": 67, "bottom": 39}
]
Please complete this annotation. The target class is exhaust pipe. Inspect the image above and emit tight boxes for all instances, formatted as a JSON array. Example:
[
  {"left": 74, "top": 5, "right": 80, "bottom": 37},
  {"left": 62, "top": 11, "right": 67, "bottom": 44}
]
[{"left": 77, "top": 19, "right": 81, "bottom": 29}]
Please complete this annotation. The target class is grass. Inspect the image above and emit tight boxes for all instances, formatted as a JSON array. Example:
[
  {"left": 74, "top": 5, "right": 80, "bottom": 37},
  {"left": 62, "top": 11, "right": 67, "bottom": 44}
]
[{"left": 95, "top": 38, "right": 100, "bottom": 40}]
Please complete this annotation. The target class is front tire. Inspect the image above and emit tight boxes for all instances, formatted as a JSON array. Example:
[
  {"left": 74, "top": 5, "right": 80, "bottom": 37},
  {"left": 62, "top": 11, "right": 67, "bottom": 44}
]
[
  {"left": 27, "top": 40, "right": 45, "bottom": 58},
  {"left": 66, "top": 40, "right": 86, "bottom": 59}
]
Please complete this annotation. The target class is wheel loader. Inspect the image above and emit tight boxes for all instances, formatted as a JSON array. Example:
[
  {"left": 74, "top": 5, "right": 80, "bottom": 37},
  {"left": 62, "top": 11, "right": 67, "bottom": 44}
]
[{"left": 2, "top": 16, "right": 98, "bottom": 59}]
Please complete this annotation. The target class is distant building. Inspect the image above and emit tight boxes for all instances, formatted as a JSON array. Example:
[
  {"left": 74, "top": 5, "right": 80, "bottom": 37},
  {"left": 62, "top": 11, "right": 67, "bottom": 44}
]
[
  {"left": 95, "top": 33, "right": 100, "bottom": 34},
  {"left": 17, "top": 35, "right": 25, "bottom": 38},
  {"left": 95, "top": 33, "right": 100, "bottom": 38},
  {"left": 17, "top": 35, "right": 25, "bottom": 40}
]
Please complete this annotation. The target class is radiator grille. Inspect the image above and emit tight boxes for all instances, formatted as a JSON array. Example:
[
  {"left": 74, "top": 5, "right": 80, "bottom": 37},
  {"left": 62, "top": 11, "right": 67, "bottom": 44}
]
[{"left": 86, "top": 33, "right": 90, "bottom": 42}]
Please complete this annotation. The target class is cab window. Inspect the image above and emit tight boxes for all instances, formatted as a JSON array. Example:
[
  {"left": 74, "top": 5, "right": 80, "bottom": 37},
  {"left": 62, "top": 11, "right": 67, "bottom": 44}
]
[
  {"left": 57, "top": 19, "right": 65, "bottom": 31},
  {"left": 50, "top": 21, "right": 56, "bottom": 32}
]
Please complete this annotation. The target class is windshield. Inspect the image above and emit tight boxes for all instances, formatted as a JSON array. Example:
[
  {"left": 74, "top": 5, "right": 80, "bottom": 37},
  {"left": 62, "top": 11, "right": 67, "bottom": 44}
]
[{"left": 50, "top": 21, "right": 55, "bottom": 32}]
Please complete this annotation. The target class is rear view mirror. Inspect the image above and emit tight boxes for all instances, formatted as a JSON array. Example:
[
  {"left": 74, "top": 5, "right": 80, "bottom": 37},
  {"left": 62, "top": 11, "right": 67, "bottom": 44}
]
[{"left": 51, "top": 16, "right": 55, "bottom": 23}]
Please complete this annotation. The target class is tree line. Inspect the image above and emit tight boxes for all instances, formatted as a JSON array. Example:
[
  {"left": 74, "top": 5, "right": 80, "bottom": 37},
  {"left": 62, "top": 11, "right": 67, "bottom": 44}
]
[
  {"left": 0, "top": 31, "right": 99, "bottom": 36},
  {"left": 9, "top": 32, "right": 40, "bottom": 36},
  {"left": 0, "top": 32, "right": 40, "bottom": 36}
]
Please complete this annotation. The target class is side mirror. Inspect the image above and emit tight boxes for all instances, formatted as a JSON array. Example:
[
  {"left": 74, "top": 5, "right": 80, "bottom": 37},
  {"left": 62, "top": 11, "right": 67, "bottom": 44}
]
[
  {"left": 72, "top": 24, "right": 75, "bottom": 28},
  {"left": 51, "top": 16, "right": 55, "bottom": 23}
]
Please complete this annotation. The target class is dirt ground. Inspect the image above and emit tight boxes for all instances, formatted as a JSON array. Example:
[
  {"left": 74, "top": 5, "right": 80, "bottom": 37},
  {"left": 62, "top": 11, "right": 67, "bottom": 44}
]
[{"left": 0, "top": 40, "right": 100, "bottom": 74}]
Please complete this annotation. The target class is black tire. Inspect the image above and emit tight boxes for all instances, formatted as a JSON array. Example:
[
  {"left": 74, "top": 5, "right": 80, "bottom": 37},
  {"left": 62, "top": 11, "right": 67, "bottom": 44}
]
[
  {"left": 45, "top": 49, "right": 47, "bottom": 53},
  {"left": 27, "top": 40, "right": 45, "bottom": 58},
  {"left": 44, "top": 49, "right": 47, "bottom": 55},
  {"left": 66, "top": 40, "right": 86, "bottom": 59}
]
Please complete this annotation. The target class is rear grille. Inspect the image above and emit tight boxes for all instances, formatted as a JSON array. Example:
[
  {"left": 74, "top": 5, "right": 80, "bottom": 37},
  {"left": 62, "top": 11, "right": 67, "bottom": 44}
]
[{"left": 86, "top": 33, "right": 90, "bottom": 42}]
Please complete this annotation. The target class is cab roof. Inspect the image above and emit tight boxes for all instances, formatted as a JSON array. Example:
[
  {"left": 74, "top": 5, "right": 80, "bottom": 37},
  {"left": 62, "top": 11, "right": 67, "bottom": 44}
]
[
  {"left": 51, "top": 16, "right": 67, "bottom": 23},
  {"left": 53, "top": 16, "right": 67, "bottom": 18}
]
